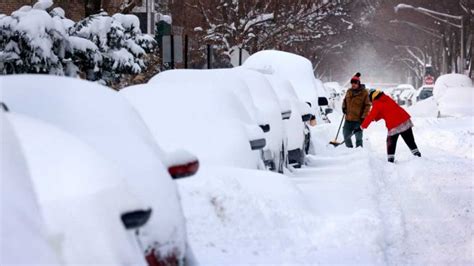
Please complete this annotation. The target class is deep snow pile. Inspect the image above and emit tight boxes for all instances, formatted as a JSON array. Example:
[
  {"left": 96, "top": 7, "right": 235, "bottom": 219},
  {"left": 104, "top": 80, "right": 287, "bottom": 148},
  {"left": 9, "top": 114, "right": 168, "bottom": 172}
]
[
  {"left": 179, "top": 100, "right": 473, "bottom": 264},
  {"left": 434, "top": 74, "right": 473, "bottom": 117},
  {"left": 295, "top": 109, "right": 473, "bottom": 264},
  {"left": 177, "top": 166, "right": 321, "bottom": 264}
]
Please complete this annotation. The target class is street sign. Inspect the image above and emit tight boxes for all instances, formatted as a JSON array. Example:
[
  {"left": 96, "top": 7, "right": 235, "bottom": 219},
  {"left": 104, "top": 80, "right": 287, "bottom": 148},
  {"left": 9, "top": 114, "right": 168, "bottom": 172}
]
[
  {"left": 424, "top": 75, "right": 434, "bottom": 85},
  {"left": 162, "top": 35, "right": 172, "bottom": 63},
  {"left": 174, "top": 35, "right": 183, "bottom": 63},
  {"left": 229, "top": 46, "right": 250, "bottom": 67},
  {"left": 162, "top": 35, "right": 183, "bottom": 64}
]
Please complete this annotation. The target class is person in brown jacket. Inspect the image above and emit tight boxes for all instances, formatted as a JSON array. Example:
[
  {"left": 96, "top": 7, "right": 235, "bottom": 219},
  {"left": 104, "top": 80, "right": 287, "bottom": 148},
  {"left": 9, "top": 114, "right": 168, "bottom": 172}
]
[{"left": 342, "top": 72, "right": 371, "bottom": 147}]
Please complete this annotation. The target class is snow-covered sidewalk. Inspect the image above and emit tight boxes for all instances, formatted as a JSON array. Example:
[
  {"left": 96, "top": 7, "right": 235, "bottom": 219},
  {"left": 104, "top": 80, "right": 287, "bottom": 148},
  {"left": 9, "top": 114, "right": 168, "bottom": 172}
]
[
  {"left": 177, "top": 113, "right": 473, "bottom": 265},
  {"left": 293, "top": 115, "right": 473, "bottom": 264}
]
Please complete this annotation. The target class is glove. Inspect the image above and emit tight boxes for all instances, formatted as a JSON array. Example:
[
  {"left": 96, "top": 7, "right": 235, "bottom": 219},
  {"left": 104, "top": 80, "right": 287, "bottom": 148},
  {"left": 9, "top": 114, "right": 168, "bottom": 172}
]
[
  {"left": 342, "top": 107, "right": 346, "bottom": 114},
  {"left": 353, "top": 127, "right": 363, "bottom": 133}
]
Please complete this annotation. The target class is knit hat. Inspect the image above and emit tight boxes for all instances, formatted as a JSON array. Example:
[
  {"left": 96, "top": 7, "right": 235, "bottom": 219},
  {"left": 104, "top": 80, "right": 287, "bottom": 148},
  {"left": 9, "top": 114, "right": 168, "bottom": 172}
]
[
  {"left": 350, "top": 72, "right": 361, "bottom": 84},
  {"left": 369, "top": 89, "right": 383, "bottom": 102}
]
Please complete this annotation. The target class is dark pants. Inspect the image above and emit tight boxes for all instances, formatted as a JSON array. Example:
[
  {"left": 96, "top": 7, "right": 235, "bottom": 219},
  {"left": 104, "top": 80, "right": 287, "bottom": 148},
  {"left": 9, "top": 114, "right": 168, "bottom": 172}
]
[
  {"left": 343, "top": 120, "right": 363, "bottom": 148},
  {"left": 386, "top": 127, "right": 421, "bottom": 162}
]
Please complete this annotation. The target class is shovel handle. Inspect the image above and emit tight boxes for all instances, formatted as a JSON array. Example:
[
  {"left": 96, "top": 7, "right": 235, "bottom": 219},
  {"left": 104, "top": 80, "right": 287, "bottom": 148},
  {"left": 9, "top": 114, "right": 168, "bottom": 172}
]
[{"left": 334, "top": 115, "right": 345, "bottom": 140}]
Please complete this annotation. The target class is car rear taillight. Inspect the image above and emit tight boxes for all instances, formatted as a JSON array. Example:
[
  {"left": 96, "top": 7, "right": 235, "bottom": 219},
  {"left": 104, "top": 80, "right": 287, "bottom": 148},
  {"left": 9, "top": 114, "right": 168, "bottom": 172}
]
[
  {"left": 168, "top": 160, "right": 199, "bottom": 179},
  {"left": 145, "top": 248, "right": 180, "bottom": 266}
]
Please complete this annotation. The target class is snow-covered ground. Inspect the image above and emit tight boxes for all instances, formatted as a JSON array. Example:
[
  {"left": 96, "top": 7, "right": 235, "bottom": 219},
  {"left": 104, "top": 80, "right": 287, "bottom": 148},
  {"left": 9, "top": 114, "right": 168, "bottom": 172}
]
[{"left": 178, "top": 110, "right": 473, "bottom": 264}]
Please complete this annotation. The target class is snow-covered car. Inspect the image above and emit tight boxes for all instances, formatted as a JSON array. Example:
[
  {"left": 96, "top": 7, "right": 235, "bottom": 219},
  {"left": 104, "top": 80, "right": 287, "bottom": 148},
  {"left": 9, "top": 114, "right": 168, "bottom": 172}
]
[
  {"left": 391, "top": 84, "right": 416, "bottom": 105},
  {"left": 416, "top": 85, "right": 434, "bottom": 102},
  {"left": 6, "top": 111, "right": 148, "bottom": 265},
  {"left": 120, "top": 81, "right": 266, "bottom": 170},
  {"left": 434, "top": 74, "right": 474, "bottom": 117},
  {"left": 0, "top": 111, "right": 61, "bottom": 265},
  {"left": 324, "top": 82, "right": 343, "bottom": 99},
  {"left": 323, "top": 81, "right": 343, "bottom": 109},
  {"left": 232, "top": 67, "right": 287, "bottom": 172},
  {"left": 399, "top": 88, "right": 416, "bottom": 106},
  {"left": 314, "top": 78, "right": 333, "bottom": 122},
  {"left": 242, "top": 50, "right": 322, "bottom": 125},
  {"left": 149, "top": 69, "right": 282, "bottom": 171},
  {"left": 0, "top": 75, "right": 197, "bottom": 264},
  {"left": 264, "top": 74, "right": 311, "bottom": 167}
]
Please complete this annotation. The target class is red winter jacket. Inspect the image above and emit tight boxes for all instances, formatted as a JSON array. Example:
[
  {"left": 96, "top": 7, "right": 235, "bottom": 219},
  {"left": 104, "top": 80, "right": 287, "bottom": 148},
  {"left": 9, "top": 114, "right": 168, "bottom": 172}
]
[{"left": 361, "top": 94, "right": 411, "bottom": 130}]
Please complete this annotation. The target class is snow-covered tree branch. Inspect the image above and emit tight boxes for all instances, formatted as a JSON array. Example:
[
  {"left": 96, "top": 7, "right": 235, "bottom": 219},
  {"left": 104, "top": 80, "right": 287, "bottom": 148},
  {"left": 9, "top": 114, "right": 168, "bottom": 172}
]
[{"left": 0, "top": 0, "right": 156, "bottom": 86}]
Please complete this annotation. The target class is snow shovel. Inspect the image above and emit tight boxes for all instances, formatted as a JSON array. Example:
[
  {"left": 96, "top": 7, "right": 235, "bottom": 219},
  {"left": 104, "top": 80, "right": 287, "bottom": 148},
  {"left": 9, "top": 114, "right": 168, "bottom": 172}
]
[
  {"left": 329, "top": 128, "right": 361, "bottom": 147},
  {"left": 329, "top": 115, "right": 345, "bottom": 146}
]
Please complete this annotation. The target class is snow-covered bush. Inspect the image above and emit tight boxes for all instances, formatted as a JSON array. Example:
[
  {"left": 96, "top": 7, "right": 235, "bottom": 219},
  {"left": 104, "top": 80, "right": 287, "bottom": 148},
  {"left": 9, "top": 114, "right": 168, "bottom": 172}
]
[
  {"left": 0, "top": 0, "right": 156, "bottom": 85},
  {"left": 0, "top": 3, "right": 71, "bottom": 75},
  {"left": 71, "top": 12, "right": 156, "bottom": 84}
]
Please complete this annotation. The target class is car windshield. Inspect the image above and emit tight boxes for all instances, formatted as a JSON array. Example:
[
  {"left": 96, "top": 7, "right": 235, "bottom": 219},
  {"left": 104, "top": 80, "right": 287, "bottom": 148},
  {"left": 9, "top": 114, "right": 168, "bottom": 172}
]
[{"left": 419, "top": 89, "right": 433, "bottom": 100}]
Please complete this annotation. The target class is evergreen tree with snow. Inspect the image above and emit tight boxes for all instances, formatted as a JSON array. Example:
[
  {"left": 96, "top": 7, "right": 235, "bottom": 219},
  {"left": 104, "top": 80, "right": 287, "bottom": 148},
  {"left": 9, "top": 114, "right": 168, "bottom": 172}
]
[{"left": 0, "top": 0, "right": 156, "bottom": 86}]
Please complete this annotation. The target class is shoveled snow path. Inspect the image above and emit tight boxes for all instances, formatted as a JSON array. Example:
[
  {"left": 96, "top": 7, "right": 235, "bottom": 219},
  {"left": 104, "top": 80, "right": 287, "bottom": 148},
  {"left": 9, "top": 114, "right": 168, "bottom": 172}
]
[{"left": 293, "top": 115, "right": 473, "bottom": 264}]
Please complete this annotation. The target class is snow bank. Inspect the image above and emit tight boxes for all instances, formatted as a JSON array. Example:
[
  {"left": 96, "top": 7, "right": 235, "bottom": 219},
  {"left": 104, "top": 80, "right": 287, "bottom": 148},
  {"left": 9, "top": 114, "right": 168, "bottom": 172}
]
[
  {"left": 434, "top": 73, "right": 472, "bottom": 99},
  {"left": 407, "top": 97, "right": 438, "bottom": 118},
  {"left": 178, "top": 166, "right": 319, "bottom": 264},
  {"left": 434, "top": 74, "right": 473, "bottom": 117},
  {"left": 0, "top": 113, "right": 60, "bottom": 265}
]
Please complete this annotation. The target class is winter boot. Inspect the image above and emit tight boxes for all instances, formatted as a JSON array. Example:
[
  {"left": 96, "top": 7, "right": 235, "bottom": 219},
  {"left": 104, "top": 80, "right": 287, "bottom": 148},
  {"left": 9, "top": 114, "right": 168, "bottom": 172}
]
[
  {"left": 411, "top": 149, "right": 421, "bottom": 157},
  {"left": 388, "top": 154, "right": 395, "bottom": 163}
]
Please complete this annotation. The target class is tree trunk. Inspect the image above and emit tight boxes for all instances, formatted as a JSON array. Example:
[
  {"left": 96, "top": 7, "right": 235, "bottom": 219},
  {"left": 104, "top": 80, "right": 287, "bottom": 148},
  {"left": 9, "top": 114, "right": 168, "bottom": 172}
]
[{"left": 85, "top": 0, "right": 102, "bottom": 16}]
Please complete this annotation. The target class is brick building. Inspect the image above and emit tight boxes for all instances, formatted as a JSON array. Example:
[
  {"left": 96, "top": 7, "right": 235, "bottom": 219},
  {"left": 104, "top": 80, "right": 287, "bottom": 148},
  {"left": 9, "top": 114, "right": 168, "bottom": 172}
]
[{"left": 0, "top": 0, "right": 158, "bottom": 33}]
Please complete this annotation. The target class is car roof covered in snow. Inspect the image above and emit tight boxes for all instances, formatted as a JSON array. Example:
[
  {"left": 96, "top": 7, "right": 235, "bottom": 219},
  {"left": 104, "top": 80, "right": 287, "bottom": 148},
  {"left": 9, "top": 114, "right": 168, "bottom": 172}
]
[
  {"left": 149, "top": 69, "right": 264, "bottom": 124},
  {"left": 434, "top": 73, "right": 472, "bottom": 90},
  {"left": 396, "top": 84, "right": 415, "bottom": 90},
  {"left": 243, "top": 50, "right": 319, "bottom": 106},
  {"left": 121, "top": 81, "right": 262, "bottom": 169}
]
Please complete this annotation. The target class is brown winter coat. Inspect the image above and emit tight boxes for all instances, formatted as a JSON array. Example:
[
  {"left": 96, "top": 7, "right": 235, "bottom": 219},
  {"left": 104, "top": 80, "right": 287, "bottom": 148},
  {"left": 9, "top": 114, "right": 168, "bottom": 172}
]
[{"left": 342, "top": 88, "right": 371, "bottom": 122}]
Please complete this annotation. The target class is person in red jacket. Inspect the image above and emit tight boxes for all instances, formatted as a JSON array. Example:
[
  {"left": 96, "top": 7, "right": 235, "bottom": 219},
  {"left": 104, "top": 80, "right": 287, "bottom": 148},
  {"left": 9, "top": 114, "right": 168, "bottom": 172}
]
[{"left": 359, "top": 89, "right": 421, "bottom": 163}]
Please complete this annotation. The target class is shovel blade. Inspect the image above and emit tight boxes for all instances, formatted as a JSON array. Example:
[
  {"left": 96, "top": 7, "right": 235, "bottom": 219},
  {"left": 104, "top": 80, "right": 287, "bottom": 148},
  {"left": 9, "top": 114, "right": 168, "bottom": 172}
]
[{"left": 329, "top": 140, "right": 341, "bottom": 147}]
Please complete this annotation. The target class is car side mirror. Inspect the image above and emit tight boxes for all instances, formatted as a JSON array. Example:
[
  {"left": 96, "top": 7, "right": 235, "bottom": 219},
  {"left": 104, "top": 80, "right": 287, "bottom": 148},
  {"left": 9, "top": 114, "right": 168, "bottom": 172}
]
[
  {"left": 166, "top": 150, "right": 200, "bottom": 179},
  {"left": 1, "top": 102, "right": 9, "bottom": 112},
  {"left": 121, "top": 209, "right": 152, "bottom": 230},
  {"left": 259, "top": 124, "right": 270, "bottom": 133},
  {"left": 318, "top": 97, "right": 329, "bottom": 106},
  {"left": 250, "top": 138, "right": 266, "bottom": 150},
  {"left": 301, "top": 114, "right": 312, "bottom": 122}
]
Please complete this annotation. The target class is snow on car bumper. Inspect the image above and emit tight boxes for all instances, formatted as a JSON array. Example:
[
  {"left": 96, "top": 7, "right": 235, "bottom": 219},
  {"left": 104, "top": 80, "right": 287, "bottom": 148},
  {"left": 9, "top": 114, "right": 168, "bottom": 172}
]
[{"left": 288, "top": 148, "right": 304, "bottom": 166}]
